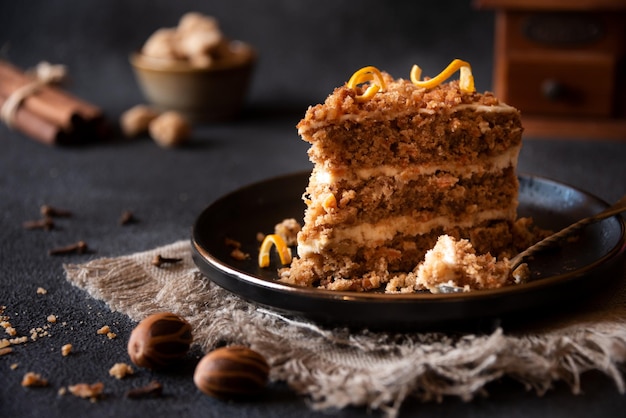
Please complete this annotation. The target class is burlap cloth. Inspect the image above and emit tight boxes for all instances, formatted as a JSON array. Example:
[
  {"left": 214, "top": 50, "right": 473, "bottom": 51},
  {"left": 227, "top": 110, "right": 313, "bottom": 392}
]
[{"left": 64, "top": 240, "right": 626, "bottom": 417}]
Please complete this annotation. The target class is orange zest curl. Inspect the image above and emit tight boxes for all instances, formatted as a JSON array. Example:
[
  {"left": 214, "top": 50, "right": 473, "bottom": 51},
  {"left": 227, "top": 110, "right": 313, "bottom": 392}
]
[
  {"left": 410, "top": 59, "right": 475, "bottom": 93},
  {"left": 258, "top": 234, "right": 292, "bottom": 268},
  {"left": 347, "top": 66, "right": 387, "bottom": 102}
]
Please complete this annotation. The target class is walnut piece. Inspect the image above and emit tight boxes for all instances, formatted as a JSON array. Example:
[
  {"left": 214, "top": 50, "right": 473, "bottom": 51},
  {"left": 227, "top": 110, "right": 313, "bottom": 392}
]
[
  {"left": 61, "top": 343, "right": 72, "bottom": 356},
  {"left": 109, "top": 363, "right": 134, "bottom": 379},
  {"left": 68, "top": 382, "right": 104, "bottom": 400},
  {"left": 21, "top": 372, "right": 49, "bottom": 387}
]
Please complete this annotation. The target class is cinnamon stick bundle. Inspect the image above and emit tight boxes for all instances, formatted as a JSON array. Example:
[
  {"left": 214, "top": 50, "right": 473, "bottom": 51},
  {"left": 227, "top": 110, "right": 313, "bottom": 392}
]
[{"left": 0, "top": 60, "right": 107, "bottom": 145}]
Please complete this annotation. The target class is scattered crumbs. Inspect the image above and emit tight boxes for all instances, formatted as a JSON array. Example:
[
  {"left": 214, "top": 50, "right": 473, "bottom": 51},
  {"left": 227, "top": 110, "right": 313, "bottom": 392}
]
[
  {"left": 256, "top": 232, "right": 265, "bottom": 242},
  {"left": 10, "top": 363, "right": 18, "bottom": 370},
  {"left": 9, "top": 336, "right": 28, "bottom": 345},
  {"left": 5, "top": 327, "right": 16, "bottom": 336},
  {"left": 224, "top": 237, "right": 241, "bottom": 249},
  {"left": 230, "top": 248, "right": 250, "bottom": 261},
  {"left": 58, "top": 387, "right": 67, "bottom": 396},
  {"left": 36, "top": 287, "right": 48, "bottom": 295},
  {"left": 106, "top": 332, "right": 117, "bottom": 340},
  {"left": 109, "top": 363, "right": 134, "bottom": 380},
  {"left": 126, "top": 380, "right": 163, "bottom": 399},
  {"left": 0, "top": 347, "right": 13, "bottom": 356},
  {"left": 97, "top": 325, "right": 111, "bottom": 335},
  {"left": 47, "top": 315, "right": 57, "bottom": 323},
  {"left": 68, "top": 382, "right": 104, "bottom": 401},
  {"left": 30, "top": 325, "right": 52, "bottom": 341},
  {"left": 21, "top": 372, "right": 49, "bottom": 387},
  {"left": 1, "top": 317, "right": 17, "bottom": 337},
  {"left": 225, "top": 235, "right": 250, "bottom": 260},
  {"left": 61, "top": 343, "right": 72, "bottom": 356}
]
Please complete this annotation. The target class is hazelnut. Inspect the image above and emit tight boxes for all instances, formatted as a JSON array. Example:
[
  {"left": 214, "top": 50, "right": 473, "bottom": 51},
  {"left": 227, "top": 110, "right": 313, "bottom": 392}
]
[
  {"left": 120, "top": 105, "right": 159, "bottom": 138},
  {"left": 148, "top": 111, "right": 191, "bottom": 148},
  {"left": 193, "top": 346, "right": 269, "bottom": 399},
  {"left": 127, "top": 312, "right": 193, "bottom": 370}
]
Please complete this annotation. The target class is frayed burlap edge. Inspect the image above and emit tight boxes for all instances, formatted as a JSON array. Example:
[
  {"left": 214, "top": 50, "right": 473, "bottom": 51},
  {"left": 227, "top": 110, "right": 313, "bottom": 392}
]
[{"left": 64, "top": 240, "right": 626, "bottom": 418}]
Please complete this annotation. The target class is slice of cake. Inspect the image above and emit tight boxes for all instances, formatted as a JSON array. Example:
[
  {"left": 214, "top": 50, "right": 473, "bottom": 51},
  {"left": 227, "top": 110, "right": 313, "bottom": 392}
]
[{"left": 280, "top": 61, "right": 535, "bottom": 292}]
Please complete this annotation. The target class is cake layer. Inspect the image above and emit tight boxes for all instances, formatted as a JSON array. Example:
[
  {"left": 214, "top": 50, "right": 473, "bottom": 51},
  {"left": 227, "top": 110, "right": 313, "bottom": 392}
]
[
  {"left": 313, "top": 144, "right": 521, "bottom": 185},
  {"left": 303, "top": 111, "right": 522, "bottom": 170},
  {"left": 285, "top": 219, "right": 525, "bottom": 290},
  {"left": 303, "top": 167, "right": 519, "bottom": 223}
]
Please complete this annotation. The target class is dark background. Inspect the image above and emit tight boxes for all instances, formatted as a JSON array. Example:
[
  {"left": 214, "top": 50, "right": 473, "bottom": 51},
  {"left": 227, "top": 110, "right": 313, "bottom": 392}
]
[
  {"left": 1, "top": 1, "right": 626, "bottom": 417},
  {"left": 0, "top": 0, "right": 495, "bottom": 117}
]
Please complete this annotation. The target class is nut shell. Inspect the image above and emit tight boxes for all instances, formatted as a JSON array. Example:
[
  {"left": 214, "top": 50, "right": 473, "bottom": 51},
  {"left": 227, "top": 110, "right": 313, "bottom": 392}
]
[
  {"left": 127, "top": 312, "right": 193, "bottom": 369},
  {"left": 194, "top": 346, "right": 269, "bottom": 399}
]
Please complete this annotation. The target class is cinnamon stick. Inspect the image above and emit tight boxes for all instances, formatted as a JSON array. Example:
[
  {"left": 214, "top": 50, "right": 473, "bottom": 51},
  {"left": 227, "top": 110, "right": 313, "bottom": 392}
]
[
  {"left": 0, "top": 90, "right": 66, "bottom": 145},
  {"left": 0, "top": 60, "right": 107, "bottom": 145}
]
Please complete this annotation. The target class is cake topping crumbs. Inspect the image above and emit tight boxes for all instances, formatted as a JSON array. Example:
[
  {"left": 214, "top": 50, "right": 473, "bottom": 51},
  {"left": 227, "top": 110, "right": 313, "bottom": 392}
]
[
  {"left": 10, "top": 362, "right": 18, "bottom": 369},
  {"left": 258, "top": 234, "right": 292, "bottom": 268},
  {"left": 230, "top": 248, "right": 249, "bottom": 261},
  {"left": 21, "top": 372, "right": 49, "bottom": 387},
  {"left": 347, "top": 66, "right": 387, "bottom": 102},
  {"left": 410, "top": 59, "right": 475, "bottom": 93},
  {"left": 36, "top": 287, "right": 48, "bottom": 295},
  {"left": 47, "top": 315, "right": 57, "bottom": 323},
  {"left": 109, "top": 363, "right": 134, "bottom": 379}
]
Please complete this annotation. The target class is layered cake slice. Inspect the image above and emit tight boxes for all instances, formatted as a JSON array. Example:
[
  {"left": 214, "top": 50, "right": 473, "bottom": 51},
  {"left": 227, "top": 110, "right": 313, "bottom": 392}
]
[{"left": 278, "top": 61, "right": 538, "bottom": 292}]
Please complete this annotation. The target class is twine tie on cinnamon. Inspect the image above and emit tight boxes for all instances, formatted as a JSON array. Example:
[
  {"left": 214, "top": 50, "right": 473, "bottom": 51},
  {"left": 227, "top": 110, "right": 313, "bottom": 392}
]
[{"left": 0, "top": 61, "right": 67, "bottom": 129}]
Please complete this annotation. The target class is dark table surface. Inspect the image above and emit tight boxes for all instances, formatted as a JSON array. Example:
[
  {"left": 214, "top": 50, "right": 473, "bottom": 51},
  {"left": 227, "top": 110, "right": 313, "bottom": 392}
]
[{"left": 2, "top": 1, "right": 626, "bottom": 416}]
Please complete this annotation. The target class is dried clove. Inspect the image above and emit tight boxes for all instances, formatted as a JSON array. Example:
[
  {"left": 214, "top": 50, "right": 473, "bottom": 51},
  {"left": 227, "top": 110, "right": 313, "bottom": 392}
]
[
  {"left": 151, "top": 254, "right": 183, "bottom": 267},
  {"left": 49, "top": 240, "right": 89, "bottom": 256},
  {"left": 126, "top": 380, "right": 163, "bottom": 399},
  {"left": 119, "top": 210, "right": 138, "bottom": 225},
  {"left": 23, "top": 217, "right": 55, "bottom": 230},
  {"left": 40, "top": 204, "right": 72, "bottom": 218}
]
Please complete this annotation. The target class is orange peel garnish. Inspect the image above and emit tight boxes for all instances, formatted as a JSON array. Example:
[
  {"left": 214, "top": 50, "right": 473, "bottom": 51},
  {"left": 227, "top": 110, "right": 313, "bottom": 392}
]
[
  {"left": 410, "top": 59, "right": 475, "bottom": 93},
  {"left": 347, "top": 66, "right": 386, "bottom": 102},
  {"left": 258, "top": 234, "right": 292, "bottom": 268}
]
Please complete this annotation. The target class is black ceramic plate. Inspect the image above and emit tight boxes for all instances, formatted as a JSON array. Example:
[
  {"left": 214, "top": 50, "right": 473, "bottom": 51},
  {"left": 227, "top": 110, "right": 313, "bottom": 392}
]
[{"left": 192, "top": 171, "right": 625, "bottom": 330}]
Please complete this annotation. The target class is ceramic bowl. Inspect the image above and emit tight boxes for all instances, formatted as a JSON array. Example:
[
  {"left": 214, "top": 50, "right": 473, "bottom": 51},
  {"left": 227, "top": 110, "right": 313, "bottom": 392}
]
[{"left": 130, "top": 42, "right": 255, "bottom": 122}]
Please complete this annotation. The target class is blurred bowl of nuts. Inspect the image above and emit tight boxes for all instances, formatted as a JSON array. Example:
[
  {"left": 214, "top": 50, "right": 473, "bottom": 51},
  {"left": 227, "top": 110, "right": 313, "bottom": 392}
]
[{"left": 130, "top": 12, "right": 256, "bottom": 123}]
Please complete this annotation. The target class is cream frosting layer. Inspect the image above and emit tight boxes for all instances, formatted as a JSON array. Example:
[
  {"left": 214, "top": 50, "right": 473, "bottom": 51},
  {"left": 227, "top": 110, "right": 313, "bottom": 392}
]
[
  {"left": 297, "top": 207, "right": 517, "bottom": 257},
  {"left": 310, "top": 144, "right": 521, "bottom": 186}
]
